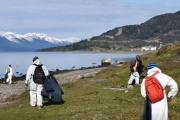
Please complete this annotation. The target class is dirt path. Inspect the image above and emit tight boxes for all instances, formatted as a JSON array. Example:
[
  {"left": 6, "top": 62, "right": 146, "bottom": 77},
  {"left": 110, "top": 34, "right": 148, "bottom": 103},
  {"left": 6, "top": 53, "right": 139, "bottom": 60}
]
[{"left": 55, "top": 67, "right": 107, "bottom": 84}]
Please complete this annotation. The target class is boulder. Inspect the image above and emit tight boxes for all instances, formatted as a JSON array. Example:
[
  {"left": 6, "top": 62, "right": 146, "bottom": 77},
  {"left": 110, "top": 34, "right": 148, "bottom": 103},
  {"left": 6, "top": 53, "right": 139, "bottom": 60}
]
[
  {"left": 76, "top": 75, "right": 84, "bottom": 80},
  {"left": 101, "top": 58, "right": 112, "bottom": 65}
]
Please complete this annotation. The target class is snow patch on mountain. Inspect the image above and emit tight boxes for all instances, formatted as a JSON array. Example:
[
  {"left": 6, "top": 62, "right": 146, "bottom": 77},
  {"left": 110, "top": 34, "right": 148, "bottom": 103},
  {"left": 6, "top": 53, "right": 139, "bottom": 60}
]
[{"left": 0, "top": 31, "right": 81, "bottom": 44}]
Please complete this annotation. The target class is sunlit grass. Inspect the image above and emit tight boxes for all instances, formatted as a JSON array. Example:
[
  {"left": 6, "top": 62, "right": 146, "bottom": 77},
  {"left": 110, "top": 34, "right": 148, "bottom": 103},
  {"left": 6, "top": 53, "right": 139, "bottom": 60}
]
[{"left": 0, "top": 43, "right": 179, "bottom": 120}]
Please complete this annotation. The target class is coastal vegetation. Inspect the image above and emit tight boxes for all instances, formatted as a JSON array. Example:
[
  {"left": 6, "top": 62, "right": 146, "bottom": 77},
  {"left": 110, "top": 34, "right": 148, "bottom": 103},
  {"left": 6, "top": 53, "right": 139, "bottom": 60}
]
[{"left": 0, "top": 42, "right": 179, "bottom": 120}]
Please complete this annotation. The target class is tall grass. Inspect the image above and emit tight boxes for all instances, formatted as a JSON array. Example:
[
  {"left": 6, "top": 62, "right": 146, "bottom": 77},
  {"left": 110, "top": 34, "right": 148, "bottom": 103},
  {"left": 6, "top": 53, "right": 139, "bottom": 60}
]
[{"left": 0, "top": 43, "right": 179, "bottom": 120}]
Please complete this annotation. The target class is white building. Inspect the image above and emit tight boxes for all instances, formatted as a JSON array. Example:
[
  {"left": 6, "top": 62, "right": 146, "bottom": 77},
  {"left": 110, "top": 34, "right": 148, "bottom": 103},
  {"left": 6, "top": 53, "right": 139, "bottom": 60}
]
[{"left": 141, "top": 46, "right": 157, "bottom": 51}]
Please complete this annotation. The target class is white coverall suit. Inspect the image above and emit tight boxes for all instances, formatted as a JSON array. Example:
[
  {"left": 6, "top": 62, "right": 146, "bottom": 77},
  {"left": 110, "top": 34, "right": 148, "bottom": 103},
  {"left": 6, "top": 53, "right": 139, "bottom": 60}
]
[
  {"left": 25, "top": 59, "right": 49, "bottom": 107},
  {"left": 6, "top": 66, "right": 13, "bottom": 84},
  {"left": 141, "top": 67, "right": 178, "bottom": 120}
]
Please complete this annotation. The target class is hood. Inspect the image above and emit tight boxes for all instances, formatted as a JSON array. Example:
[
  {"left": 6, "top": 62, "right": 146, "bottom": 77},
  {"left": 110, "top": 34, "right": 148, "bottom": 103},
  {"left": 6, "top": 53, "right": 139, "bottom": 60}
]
[
  {"left": 147, "top": 67, "right": 162, "bottom": 75},
  {"left": 33, "top": 59, "right": 41, "bottom": 65}
]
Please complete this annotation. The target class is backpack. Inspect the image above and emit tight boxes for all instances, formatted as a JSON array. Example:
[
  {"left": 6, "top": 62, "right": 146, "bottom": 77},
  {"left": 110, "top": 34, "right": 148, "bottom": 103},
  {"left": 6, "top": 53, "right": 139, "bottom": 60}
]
[
  {"left": 145, "top": 72, "right": 164, "bottom": 103},
  {"left": 138, "top": 64, "right": 144, "bottom": 73},
  {"left": 33, "top": 64, "right": 45, "bottom": 84},
  {"left": 130, "top": 58, "right": 136, "bottom": 72}
]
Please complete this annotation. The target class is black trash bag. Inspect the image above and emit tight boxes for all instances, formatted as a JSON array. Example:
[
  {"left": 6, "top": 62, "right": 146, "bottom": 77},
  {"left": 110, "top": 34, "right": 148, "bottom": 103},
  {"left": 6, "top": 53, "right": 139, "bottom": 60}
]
[
  {"left": 3, "top": 73, "right": 8, "bottom": 83},
  {"left": 41, "top": 74, "right": 64, "bottom": 104}
]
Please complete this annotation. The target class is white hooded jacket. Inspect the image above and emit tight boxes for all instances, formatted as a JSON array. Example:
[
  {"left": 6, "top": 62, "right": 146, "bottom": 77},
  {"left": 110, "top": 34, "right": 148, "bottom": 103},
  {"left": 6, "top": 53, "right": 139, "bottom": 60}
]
[
  {"left": 25, "top": 59, "right": 49, "bottom": 91},
  {"left": 6, "top": 66, "right": 13, "bottom": 76},
  {"left": 141, "top": 67, "right": 178, "bottom": 120}
]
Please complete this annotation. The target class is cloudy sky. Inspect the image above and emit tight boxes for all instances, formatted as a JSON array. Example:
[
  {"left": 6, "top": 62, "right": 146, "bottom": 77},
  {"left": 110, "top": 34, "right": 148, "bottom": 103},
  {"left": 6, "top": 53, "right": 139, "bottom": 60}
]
[{"left": 0, "top": 0, "right": 180, "bottom": 39}]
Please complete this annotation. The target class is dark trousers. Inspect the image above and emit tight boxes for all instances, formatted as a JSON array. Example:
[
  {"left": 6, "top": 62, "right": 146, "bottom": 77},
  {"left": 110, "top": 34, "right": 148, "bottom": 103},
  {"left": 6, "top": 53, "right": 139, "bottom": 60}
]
[{"left": 142, "top": 97, "right": 152, "bottom": 120}]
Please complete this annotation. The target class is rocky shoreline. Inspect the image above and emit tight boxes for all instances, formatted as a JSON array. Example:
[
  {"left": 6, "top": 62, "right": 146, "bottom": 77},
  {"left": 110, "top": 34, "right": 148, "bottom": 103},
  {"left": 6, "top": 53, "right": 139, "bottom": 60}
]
[{"left": 0, "top": 65, "right": 109, "bottom": 107}]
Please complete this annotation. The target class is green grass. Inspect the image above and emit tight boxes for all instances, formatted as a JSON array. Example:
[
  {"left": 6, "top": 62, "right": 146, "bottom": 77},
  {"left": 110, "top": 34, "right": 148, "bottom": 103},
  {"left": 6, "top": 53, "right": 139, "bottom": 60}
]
[{"left": 0, "top": 43, "right": 180, "bottom": 120}]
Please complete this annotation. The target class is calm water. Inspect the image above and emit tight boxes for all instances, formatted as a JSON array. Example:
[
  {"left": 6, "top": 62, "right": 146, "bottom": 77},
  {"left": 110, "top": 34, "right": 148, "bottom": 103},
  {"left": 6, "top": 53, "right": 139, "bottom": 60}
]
[{"left": 0, "top": 52, "right": 144, "bottom": 78}]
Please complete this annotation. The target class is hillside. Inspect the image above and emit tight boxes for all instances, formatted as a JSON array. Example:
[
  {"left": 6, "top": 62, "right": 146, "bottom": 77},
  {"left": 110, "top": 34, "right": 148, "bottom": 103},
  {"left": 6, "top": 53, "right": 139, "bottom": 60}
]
[
  {"left": 0, "top": 42, "right": 179, "bottom": 119},
  {"left": 38, "top": 11, "right": 180, "bottom": 51}
]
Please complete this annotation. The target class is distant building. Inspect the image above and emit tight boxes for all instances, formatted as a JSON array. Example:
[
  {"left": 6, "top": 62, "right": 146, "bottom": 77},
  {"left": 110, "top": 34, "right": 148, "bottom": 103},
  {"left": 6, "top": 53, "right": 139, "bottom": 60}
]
[
  {"left": 141, "top": 46, "right": 157, "bottom": 51},
  {"left": 159, "top": 43, "right": 163, "bottom": 49}
]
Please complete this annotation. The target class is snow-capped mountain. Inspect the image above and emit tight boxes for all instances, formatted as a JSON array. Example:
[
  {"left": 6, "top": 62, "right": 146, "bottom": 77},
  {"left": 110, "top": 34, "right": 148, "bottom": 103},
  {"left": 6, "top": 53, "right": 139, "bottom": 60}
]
[{"left": 0, "top": 32, "right": 81, "bottom": 51}]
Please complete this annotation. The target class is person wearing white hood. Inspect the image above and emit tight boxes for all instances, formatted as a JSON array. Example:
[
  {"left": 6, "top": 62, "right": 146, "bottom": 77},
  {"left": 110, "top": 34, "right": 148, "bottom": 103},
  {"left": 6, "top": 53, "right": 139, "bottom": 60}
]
[
  {"left": 5, "top": 65, "right": 13, "bottom": 84},
  {"left": 25, "top": 56, "right": 49, "bottom": 109},
  {"left": 141, "top": 63, "right": 178, "bottom": 120}
]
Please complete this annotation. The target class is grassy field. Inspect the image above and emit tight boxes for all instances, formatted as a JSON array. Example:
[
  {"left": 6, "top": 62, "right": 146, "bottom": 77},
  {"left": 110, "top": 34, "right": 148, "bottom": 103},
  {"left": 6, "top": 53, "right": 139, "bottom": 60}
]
[{"left": 0, "top": 43, "right": 179, "bottom": 120}]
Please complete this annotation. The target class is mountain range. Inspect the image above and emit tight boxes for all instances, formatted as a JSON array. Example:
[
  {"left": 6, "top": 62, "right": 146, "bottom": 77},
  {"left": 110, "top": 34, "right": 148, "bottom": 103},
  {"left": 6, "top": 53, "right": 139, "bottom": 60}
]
[
  {"left": 0, "top": 32, "right": 80, "bottom": 51},
  {"left": 38, "top": 11, "right": 180, "bottom": 52}
]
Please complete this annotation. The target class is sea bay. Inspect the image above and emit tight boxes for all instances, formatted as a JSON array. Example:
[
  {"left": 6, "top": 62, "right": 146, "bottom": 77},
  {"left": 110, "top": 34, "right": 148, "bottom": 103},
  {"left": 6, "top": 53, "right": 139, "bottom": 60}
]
[{"left": 0, "top": 51, "right": 145, "bottom": 78}]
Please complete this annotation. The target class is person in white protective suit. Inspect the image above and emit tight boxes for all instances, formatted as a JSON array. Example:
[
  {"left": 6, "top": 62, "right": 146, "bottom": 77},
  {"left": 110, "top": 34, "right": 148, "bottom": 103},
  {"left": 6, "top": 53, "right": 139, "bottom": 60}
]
[
  {"left": 6, "top": 65, "right": 13, "bottom": 84},
  {"left": 25, "top": 56, "right": 49, "bottom": 109},
  {"left": 141, "top": 63, "right": 178, "bottom": 120}
]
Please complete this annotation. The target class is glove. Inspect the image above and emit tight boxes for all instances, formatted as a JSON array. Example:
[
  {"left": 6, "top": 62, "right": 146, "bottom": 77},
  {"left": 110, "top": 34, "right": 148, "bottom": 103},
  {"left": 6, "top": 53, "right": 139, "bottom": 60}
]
[
  {"left": 25, "top": 83, "right": 28, "bottom": 87},
  {"left": 25, "top": 79, "right": 30, "bottom": 87},
  {"left": 167, "top": 96, "right": 173, "bottom": 102},
  {"left": 47, "top": 74, "right": 50, "bottom": 79}
]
